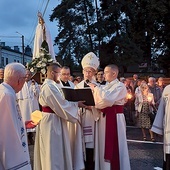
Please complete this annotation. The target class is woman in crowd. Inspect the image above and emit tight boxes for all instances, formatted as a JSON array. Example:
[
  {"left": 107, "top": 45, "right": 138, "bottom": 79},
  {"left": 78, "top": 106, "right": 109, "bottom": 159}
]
[{"left": 135, "top": 82, "right": 155, "bottom": 141}]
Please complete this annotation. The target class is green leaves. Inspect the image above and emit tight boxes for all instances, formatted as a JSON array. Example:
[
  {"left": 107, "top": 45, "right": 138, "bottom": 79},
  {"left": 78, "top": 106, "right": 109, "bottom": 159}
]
[{"left": 49, "top": 0, "right": 170, "bottom": 75}]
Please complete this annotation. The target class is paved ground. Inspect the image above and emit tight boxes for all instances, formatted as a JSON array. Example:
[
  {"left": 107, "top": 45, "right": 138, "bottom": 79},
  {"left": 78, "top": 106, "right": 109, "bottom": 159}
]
[
  {"left": 127, "top": 126, "right": 163, "bottom": 170},
  {"left": 29, "top": 126, "right": 164, "bottom": 169}
]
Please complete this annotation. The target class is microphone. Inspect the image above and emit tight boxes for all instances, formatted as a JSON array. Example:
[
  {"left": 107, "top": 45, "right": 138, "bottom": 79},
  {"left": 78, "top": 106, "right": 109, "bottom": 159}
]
[
  {"left": 86, "top": 79, "right": 90, "bottom": 84},
  {"left": 86, "top": 79, "right": 99, "bottom": 87}
]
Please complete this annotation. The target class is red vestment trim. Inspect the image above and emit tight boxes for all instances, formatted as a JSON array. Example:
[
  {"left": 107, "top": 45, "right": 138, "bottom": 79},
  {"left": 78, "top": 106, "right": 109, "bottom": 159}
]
[
  {"left": 42, "top": 106, "right": 54, "bottom": 113},
  {"left": 101, "top": 105, "right": 124, "bottom": 170}
]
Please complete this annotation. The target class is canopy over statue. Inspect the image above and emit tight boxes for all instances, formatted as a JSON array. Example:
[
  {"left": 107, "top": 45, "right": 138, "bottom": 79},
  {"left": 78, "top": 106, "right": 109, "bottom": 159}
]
[{"left": 33, "top": 12, "right": 56, "bottom": 60}]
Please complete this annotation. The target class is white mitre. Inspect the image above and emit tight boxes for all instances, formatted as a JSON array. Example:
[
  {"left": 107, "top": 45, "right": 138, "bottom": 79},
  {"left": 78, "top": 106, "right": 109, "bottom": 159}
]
[{"left": 81, "top": 52, "right": 99, "bottom": 70}]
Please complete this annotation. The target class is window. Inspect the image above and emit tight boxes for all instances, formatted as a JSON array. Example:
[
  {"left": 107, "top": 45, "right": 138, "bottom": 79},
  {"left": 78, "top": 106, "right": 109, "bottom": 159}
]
[
  {"left": 6, "top": 58, "right": 8, "bottom": 65},
  {"left": 1, "top": 57, "right": 4, "bottom": 66}
]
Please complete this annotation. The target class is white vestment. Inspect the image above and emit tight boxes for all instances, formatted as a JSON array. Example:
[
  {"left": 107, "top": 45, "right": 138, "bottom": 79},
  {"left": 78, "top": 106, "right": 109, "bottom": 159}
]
[
  {"left": 0, "top": 83, "right": 31, "bottom": 170},
  {"left": 33, "top": 23, "right": 55, "bottom": 60},
  {"left": 151, "top": 85, "right": 170, "bottom": 160},
  {"left": 59, "top": 81, "right": 84, "bottom": 170},
  {"left": 16, "top": 80, "right": 40, "bottom": 122},
  {"left": 74, "top": 80, "right": 100, "bottom": 170},
  {"left": 93, "top": 79, "right": 131, "bottom": 170},
  {"left": 34, "top": 79, "right": 79, "bottom": 170}
]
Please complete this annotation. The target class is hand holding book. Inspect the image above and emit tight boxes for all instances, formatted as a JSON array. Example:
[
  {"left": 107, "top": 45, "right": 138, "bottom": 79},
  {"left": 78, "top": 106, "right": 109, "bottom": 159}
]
[
  {"left": 78, "top": 101, "right": 87, "bottom": 108},
  {"left": 61, "top": 88, "right": 95, "bottom": 106}
]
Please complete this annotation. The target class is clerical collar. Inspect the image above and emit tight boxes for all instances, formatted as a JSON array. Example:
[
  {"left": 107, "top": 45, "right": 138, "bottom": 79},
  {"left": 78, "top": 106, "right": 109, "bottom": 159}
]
[
  {"left": 97, "top": 80, "right": 106, "bottom": 85},
  {"left": 61, "top": 80, "right": 70, "bottom": 87},
  {"left": 84, "top": 79, "right": 91, "bottom": 87}
]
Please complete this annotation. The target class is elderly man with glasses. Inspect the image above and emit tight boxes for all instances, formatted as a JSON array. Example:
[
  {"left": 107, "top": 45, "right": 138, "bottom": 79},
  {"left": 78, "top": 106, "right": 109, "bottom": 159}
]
[
  {"left": 0, "top": 63, "right": 33, "bottom": 170},
  {"left": 74, "top": 52, "right": 100, "bottom": 170}
]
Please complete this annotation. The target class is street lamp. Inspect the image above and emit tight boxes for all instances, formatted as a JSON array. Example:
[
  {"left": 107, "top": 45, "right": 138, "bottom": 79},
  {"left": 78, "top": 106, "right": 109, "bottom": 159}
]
[{"left": 16, "top": 31, "right": 25, "bottom": 65}]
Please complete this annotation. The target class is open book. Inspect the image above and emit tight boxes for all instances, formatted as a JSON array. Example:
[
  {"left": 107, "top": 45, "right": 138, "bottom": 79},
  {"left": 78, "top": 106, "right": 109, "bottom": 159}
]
[{"left": 61, "top": 87, "right": 95, "bottom": 106}]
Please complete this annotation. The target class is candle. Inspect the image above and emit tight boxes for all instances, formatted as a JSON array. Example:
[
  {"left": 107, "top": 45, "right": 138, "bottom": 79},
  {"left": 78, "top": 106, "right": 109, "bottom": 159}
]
[
  {"left": 147, "top": 96, "right": 152, "bottom": 102},
  {"left": 127, "top": 93, "right": 132, "bottom": 99}
]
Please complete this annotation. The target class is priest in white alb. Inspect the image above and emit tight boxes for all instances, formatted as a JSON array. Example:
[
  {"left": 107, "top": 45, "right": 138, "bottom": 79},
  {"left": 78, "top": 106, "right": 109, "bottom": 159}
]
[
  {"left": 16, "top": 69, "right": 40, "bottom": 122},
  {"left": 16, "top": 69, "right": 40, "bottom": 144},
  {"left": 151, "top": 85, "right": 170, "bottom": 170},
  {"left": 89, "top": 64, "right": 131, "bottom": 170},
  {"left": 0, "top": 63, "right": 32, "bottom": 170},
  {"left": 34, "top": 62, "right": 86, "bottom": 170},
  {"left": 74, "top": 52, "right": 100, "bottom": 170}
]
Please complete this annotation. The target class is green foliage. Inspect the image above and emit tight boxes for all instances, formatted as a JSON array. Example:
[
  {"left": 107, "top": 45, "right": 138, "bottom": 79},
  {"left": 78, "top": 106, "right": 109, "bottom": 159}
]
[{"left": 49, "top": 0, "right": 170, "bottom": 74}]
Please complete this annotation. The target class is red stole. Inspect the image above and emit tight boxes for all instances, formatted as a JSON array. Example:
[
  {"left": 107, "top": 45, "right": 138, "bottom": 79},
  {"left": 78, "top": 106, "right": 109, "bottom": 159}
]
[
  {"left": 42, "top": 106, "right": 54, "bottom": 113},
  {"left": 101, "top": 105, "right": 123, "bottom": 170}
]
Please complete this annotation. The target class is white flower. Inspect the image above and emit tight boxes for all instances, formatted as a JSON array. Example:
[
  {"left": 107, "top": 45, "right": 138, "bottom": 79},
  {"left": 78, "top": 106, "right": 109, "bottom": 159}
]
[
  {"left": 41, "top": 62, "right": 46, "bottom": 67},
  {"left": 32, "top": 60, "right": 37, "bottom": 65},
  {"left": 48, "top": 59, "right": 53, "bottom": 62},
  {"left": 36, "top": 62, "right": 42, "bottom": 68},
  {"left": 27, "top": 45, "right": 56, "bottom": 75},
  {"left": 41, "top": 68, "right": 46, "bottom": 74},
  {"left": 42, "top": 58, "right": 47, "bottom": 62},
  {"left": 30, "top": 67, "right": 34, "bottom": 73}
]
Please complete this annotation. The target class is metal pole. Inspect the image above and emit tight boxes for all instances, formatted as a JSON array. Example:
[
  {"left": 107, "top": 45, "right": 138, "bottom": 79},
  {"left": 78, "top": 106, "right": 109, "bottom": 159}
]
[
  {"left": 21, "top": 35, "right": 24, "bottom": 65},
  {"left": 16, "top": 32, "right": 25, "bottom": 65}
]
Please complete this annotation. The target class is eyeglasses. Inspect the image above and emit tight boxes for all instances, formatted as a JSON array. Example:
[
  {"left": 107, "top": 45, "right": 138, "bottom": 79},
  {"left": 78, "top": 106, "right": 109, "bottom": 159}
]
[
  {"left": 83, "top": 69, "right": 94, "bottom": 74},
  {"left": 61, "top": 73, "right": 70, "bottom": 76}
]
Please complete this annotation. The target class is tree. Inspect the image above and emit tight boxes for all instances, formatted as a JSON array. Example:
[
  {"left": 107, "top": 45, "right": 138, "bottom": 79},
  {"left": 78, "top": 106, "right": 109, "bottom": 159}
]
[
  {"left": 49, "top": 0, "right": 170, "bottom": 75},
  {"left": 50, "top": 0, "right": 96, "bottom": 70}
]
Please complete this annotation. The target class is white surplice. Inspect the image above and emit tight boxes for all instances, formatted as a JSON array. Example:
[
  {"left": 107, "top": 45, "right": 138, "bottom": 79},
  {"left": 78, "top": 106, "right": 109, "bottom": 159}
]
[
  {"left": 151, "top": 85, "right": 170, "bottom": 160},
  {"left": 34, "top": 79, "right": 79, "bottom": 170},
  {"left": 74, "top": 80, "right": 100, "bottom": 170},
  {"left": 93, "top": 79, "right": 131, "bottom": 170},
  {"left": 0, "top": 83, "right": 31, "bottom": 170},
  {"left": 16, "top": 80, "right": 40, "bottom": 122},
  {"left": 59, "top": 81, "right": 84, "bottom": 170}
]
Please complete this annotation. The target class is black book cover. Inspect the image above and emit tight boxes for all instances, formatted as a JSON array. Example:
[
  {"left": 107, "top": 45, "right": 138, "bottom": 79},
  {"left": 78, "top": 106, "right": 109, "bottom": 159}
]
[{"left": 61, "top": 87, "right": 95, "bottom": 106}]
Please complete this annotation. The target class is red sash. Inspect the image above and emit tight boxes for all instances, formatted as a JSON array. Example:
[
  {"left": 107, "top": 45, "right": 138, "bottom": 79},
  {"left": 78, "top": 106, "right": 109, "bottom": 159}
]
[
  {"left": 101, "top": 105, "right": 123, "bottom": 170},
  {"left": 42, "top": 106, "right": 54, "bottom": 113}
]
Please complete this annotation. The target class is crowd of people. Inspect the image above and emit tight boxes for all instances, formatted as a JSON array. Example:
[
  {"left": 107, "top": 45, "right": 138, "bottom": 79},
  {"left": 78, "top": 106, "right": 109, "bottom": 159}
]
[
  {"left": 0, "top": 52, "right": 170, "bottom": 170},
  {"left": 122, "top": 74, "right": 164, "bottom": 140},
  {"left": 120, "top": 74, "right": 170, "bottom": 170}
]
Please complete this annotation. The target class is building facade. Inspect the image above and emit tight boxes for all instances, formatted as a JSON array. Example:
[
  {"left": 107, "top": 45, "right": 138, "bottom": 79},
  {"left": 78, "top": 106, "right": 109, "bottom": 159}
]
[{"left": 0, "top": 42, "right": 32, "bottom": 67}]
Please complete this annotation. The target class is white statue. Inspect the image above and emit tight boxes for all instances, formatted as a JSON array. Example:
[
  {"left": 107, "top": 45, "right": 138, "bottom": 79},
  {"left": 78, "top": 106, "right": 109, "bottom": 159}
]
[{"left": 33, "top": 12, "right": 56, "bottom": 60}]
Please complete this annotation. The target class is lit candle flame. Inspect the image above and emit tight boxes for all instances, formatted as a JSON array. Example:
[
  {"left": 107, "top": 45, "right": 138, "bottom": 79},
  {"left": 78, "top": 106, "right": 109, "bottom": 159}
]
[
  {"left": 147, "top": 96, "right": 152, "bottom": 102},
  {"left": 127, "top": 93, "right": 132, "bottom": 99}
]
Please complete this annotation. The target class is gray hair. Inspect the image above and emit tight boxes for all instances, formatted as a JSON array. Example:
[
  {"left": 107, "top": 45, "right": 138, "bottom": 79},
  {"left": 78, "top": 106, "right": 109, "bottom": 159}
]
[
  {"left": 4, "top": 63, "right": 26, "bottom": 82},
  {"left": 148, "top": 77, "right": 156, "bottom": 82}
]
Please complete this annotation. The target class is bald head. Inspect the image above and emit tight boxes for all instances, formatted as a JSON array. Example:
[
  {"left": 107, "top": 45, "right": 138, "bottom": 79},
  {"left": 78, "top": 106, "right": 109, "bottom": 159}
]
[
  {"left": 47, "top": 63, "right": 61, "bottom": 83},
  {"left": 104, "top": 64, "right": 119, "bottom": 82},
  {"left": 106, "top": 64, "right": 119, "bottom": 75},
  {"left": 47, "top": 63, "right": 61, "bottom": 74}
]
